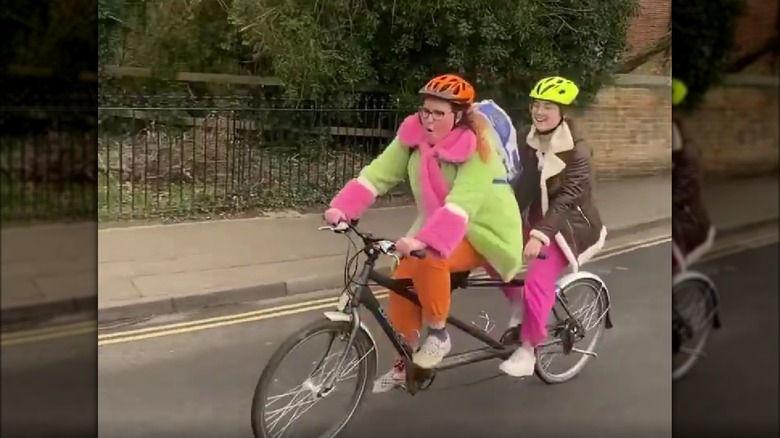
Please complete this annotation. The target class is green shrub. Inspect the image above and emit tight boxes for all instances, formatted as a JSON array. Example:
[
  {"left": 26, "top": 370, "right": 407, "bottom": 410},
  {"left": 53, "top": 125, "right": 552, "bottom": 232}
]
[{"left": 672, "top": 0, "right": 745, "bottom": 109}]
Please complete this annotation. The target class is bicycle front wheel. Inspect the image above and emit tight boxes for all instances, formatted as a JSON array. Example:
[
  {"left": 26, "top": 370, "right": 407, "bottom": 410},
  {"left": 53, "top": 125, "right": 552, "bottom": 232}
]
[{"left": 251, "top": 318, "right": 377, "bottom": 438}]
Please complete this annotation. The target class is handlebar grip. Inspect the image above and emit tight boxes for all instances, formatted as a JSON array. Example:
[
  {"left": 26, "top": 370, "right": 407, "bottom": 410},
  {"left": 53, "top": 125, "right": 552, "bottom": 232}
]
[{"left": 410, "top": 249, "right": 427, "bottom": 259}]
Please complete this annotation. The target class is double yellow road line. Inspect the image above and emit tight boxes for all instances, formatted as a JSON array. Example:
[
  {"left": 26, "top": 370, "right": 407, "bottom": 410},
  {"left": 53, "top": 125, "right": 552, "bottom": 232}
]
[
  {"left": 98, "top": 234, "right": 669, "bottom": 346},
  {"left": 0, "top": 233, "right": 683, "bottom": 348},
  {"left": 1, "top": 320, "right": 96, "bottom": 348}
]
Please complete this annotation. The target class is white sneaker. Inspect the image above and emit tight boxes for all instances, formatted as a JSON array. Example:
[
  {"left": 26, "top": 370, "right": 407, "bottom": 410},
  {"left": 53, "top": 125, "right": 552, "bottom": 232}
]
[
  {"left": 499, "top": 344, "right": 536, "bottom": 377},
  {"left": 372, "top": 359, "right": 406, "bottom": 393},
  {"left": 412, "top": 332, "right": 451, "bottom": 369}
]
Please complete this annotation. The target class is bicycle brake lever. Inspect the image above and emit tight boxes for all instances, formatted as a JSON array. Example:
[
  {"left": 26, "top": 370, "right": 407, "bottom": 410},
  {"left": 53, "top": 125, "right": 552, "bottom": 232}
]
[{"left": 318, "top": 222, "right": 350, "bottom": 233}]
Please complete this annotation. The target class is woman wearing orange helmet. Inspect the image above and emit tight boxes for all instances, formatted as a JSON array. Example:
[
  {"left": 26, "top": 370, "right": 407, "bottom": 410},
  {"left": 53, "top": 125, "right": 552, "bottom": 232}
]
[{"left": 324, "top": 74, "right": 524, "bottom": 392}]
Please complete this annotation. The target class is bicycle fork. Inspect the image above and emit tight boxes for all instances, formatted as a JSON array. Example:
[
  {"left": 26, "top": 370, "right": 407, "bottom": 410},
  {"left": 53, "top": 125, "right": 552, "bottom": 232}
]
[{"left": 318, "top": 307, "right": 363, "bottom": 393}]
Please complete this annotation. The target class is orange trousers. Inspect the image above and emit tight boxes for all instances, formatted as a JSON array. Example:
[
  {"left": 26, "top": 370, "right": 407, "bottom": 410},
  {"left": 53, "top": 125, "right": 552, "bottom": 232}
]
[{"left": 389, "top": 239, "right": 484, "bottom": 346}]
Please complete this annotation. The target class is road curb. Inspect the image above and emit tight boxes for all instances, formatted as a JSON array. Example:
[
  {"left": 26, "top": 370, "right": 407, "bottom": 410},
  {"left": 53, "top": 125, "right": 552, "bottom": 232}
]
[
  {"left": 20, "top": 214, "right": 774, "bottom": 325},
  {"left": 93, "top": 216, "right": 671, "bottom": 323},
  {"left": 1, "top": 296, "right": 97, "bottom": 328}
]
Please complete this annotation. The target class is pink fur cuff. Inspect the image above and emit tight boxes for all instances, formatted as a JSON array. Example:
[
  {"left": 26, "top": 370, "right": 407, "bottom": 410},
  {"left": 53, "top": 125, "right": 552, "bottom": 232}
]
[
  {"left": 329, "top": 178, "right": 377, "bottom": 220},
  {"left": 414, "top": 205, "right": 468, "bottom": 258}
]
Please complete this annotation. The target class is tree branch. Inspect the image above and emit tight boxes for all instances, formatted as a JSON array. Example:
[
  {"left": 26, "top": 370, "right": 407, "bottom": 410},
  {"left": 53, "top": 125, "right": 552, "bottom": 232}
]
[
  {"left": 615, "top": 31, "right": 671, "bottom": 73},
  {"left": 726, "top": 37, "right": 779, "bottom": 73}
]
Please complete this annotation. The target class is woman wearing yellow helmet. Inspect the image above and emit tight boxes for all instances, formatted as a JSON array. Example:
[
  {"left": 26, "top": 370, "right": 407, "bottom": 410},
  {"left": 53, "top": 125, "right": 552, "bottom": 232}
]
[
  {"left": 672, "top": 78, "right": 688, "bottom": 106},
  {"left": 671, "top": 78, "right": 715, "bottom": 273},
  {"left": 501, "top": 76, "right": 607, "bottom": 377}
]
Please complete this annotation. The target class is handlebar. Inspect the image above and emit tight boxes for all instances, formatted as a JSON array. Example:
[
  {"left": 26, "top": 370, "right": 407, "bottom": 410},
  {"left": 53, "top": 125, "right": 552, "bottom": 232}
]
[
  {"left": 318, "top": 220, "right": 426, "bottom": 260},
  {"left": 320, "top": 219, "right": 546, "bottom": 261}
]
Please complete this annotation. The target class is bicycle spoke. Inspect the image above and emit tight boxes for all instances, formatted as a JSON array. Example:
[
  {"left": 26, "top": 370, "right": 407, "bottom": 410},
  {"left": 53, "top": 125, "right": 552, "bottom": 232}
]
[
  {"left": 272, "top": 395, "right": 320, "bottom": 438},
  {"left": 678, "top": 346, "right": 708, "bottom": 358},
  {"left": 266, "top": 385, "right": 315, "bottom": 433},
  {"left": 535, "top": 280, "right": 606, "bottom": 380},
  {"left": 266, "top": 384, "right": 307, "bottom": 407},
  {"left": 336, "top": 347, "right": 374, "bottom": 382},
  {"left": 260, "top": 334, "right": 374, "bottom": 438}
]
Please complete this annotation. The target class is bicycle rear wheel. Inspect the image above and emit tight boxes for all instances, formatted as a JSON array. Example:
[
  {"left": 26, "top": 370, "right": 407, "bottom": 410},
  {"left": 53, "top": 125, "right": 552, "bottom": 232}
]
[
  {"left": 535, "top": 278, "right": 609, "bottom": 384},
  {"left": 251, "top": 319, "right": 377, "bottom": 438},
  {"left": 672, "top": 277, "right": 718, "bottom": 381}
]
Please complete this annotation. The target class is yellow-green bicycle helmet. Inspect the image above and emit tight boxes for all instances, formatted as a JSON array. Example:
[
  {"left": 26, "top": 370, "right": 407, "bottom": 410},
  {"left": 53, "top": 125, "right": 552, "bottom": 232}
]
[
  {"left": 672, "top": 78, "right": 687, "bottom": 106},
  {"left": 529, "top": 76, "right": 579, "bottom": 105}
]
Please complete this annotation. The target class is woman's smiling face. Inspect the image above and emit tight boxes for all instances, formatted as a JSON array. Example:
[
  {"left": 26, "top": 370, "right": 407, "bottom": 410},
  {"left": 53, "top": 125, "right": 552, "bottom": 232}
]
[{"left": 530, "top": 100, "right": 562, "bottom": 132}]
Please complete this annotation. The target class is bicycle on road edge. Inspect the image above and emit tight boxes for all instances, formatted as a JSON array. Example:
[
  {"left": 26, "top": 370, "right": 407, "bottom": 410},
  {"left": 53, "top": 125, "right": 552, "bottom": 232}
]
[
  {"left": 251, "top": 220, "right": 614, "bottom": 438},
  {"left": 672, "top": 268, "right": 721, "bottom": 381}
]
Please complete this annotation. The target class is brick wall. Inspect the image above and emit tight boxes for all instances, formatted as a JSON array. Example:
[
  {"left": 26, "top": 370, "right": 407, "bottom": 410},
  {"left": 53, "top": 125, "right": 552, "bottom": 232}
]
[
  {"left": 732, "top": 0, "right": 779, "bottom": 75},
  {"left": 625, "top": 0, "right": 670, "bottom": 58},
  {"left": 624, "top": 0, "right": 779, "bottom": 73},
  {"left": 577, "top": 78, "right": 671, "bottom": 178},
  {"left": 678, "top": 76, "right": 779, "bottom": 177},
  {"left": 568, "top": 74, "right": 778, "bottom": 179},
  {"left": 733, "top": 0, "right": 778, "bottom": 60}
]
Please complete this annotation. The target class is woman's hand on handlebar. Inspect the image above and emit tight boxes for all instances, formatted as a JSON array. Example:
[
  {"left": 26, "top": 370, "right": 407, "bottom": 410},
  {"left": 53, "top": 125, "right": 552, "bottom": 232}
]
[
  {"left": 395, "top": 237, "right": 427, "bottom": 259},
  {"left": 323, "top": 207, "right": 346, "bottom": 226}
]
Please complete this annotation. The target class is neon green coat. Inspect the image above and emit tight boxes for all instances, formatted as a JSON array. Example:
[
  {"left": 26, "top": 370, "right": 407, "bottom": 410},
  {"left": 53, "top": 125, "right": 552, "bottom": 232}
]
[{"left": 329, "top": 114, "right": 524, "bottom": 281}]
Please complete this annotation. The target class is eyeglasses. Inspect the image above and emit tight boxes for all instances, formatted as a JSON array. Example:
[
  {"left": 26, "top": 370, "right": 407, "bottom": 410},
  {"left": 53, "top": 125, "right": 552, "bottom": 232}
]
[
  {"left": 530, "top": 101, "right": 559, "bottom": 113},
  {"left": 418, "top": 106, "right": 450, "bottom": 121}
]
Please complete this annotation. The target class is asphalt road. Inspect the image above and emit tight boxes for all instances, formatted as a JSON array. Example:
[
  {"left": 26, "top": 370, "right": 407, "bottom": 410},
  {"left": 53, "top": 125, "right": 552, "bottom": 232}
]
[
  {"left": 94, "top": 241, "right": 671, "bottom": 438},
  {"left": 1, "top": 320, "right": 96, "bottom": 438},
  {"left": 4, "top": 241, "right": 776, "bottom": 438},
  {"left": 673, "top": 243, "right": 779, "bottom": 436}
]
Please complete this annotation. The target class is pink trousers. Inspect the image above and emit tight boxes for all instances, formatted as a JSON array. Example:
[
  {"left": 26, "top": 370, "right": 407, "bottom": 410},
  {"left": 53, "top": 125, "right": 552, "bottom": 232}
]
[{"left": 485, "top": 241, "right": 569, "bottom": 347}]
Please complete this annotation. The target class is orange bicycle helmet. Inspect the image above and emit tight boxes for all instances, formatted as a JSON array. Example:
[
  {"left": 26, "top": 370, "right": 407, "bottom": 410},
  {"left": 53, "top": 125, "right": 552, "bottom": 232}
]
[{"left": 419, "top": 74, "right": 475, "bottom": 105}]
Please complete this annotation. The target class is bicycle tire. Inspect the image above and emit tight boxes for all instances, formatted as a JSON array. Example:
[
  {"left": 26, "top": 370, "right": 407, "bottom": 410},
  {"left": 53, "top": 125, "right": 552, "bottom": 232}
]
[
  {"left": 251, "top": 318, "right": 377, "bottom": 438},
  {"left": 672, "top": 278, "right": 717, "bottom": 381},
  {"left": 535, "top": 278, "right": 609, "bottom": 384}
]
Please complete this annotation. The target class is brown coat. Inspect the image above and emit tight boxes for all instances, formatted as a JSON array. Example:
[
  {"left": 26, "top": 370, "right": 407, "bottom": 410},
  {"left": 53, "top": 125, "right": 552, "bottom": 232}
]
[
  {"left": 510, "top": 118, "right": 607, "bottom": 271},
  {"left": 672, "top": 118, "right": 715, "bottom": 269}
]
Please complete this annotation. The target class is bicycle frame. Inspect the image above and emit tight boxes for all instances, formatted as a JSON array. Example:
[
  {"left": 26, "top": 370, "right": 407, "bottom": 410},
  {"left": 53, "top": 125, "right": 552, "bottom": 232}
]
[
  {"left": 320, "top": 220, "right": 613, "bottom": 393},
  {"left": 326, "top": 226, "right": 598, "bottom": 392}
]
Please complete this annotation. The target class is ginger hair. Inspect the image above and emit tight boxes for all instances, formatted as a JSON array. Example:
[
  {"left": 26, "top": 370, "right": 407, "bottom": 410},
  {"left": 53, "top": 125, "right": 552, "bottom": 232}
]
[{"left": 454, "top": 103, "right": 493, "bottom": 163}]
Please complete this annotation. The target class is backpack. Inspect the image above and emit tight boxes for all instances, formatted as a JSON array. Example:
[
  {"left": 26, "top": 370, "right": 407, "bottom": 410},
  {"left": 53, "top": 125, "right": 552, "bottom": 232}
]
[{"left": 473, "top": 99, "right": 522, "bottom": 180}]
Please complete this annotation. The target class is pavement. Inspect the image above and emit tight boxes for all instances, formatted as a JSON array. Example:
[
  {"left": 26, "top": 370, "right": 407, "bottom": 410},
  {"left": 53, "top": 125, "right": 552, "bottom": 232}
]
[
  {"left": 92, "top": 175, "right": 671, "bottom": 321},
  {"left": 1, "top": 174, "right": 777, "bottom": 325}
]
